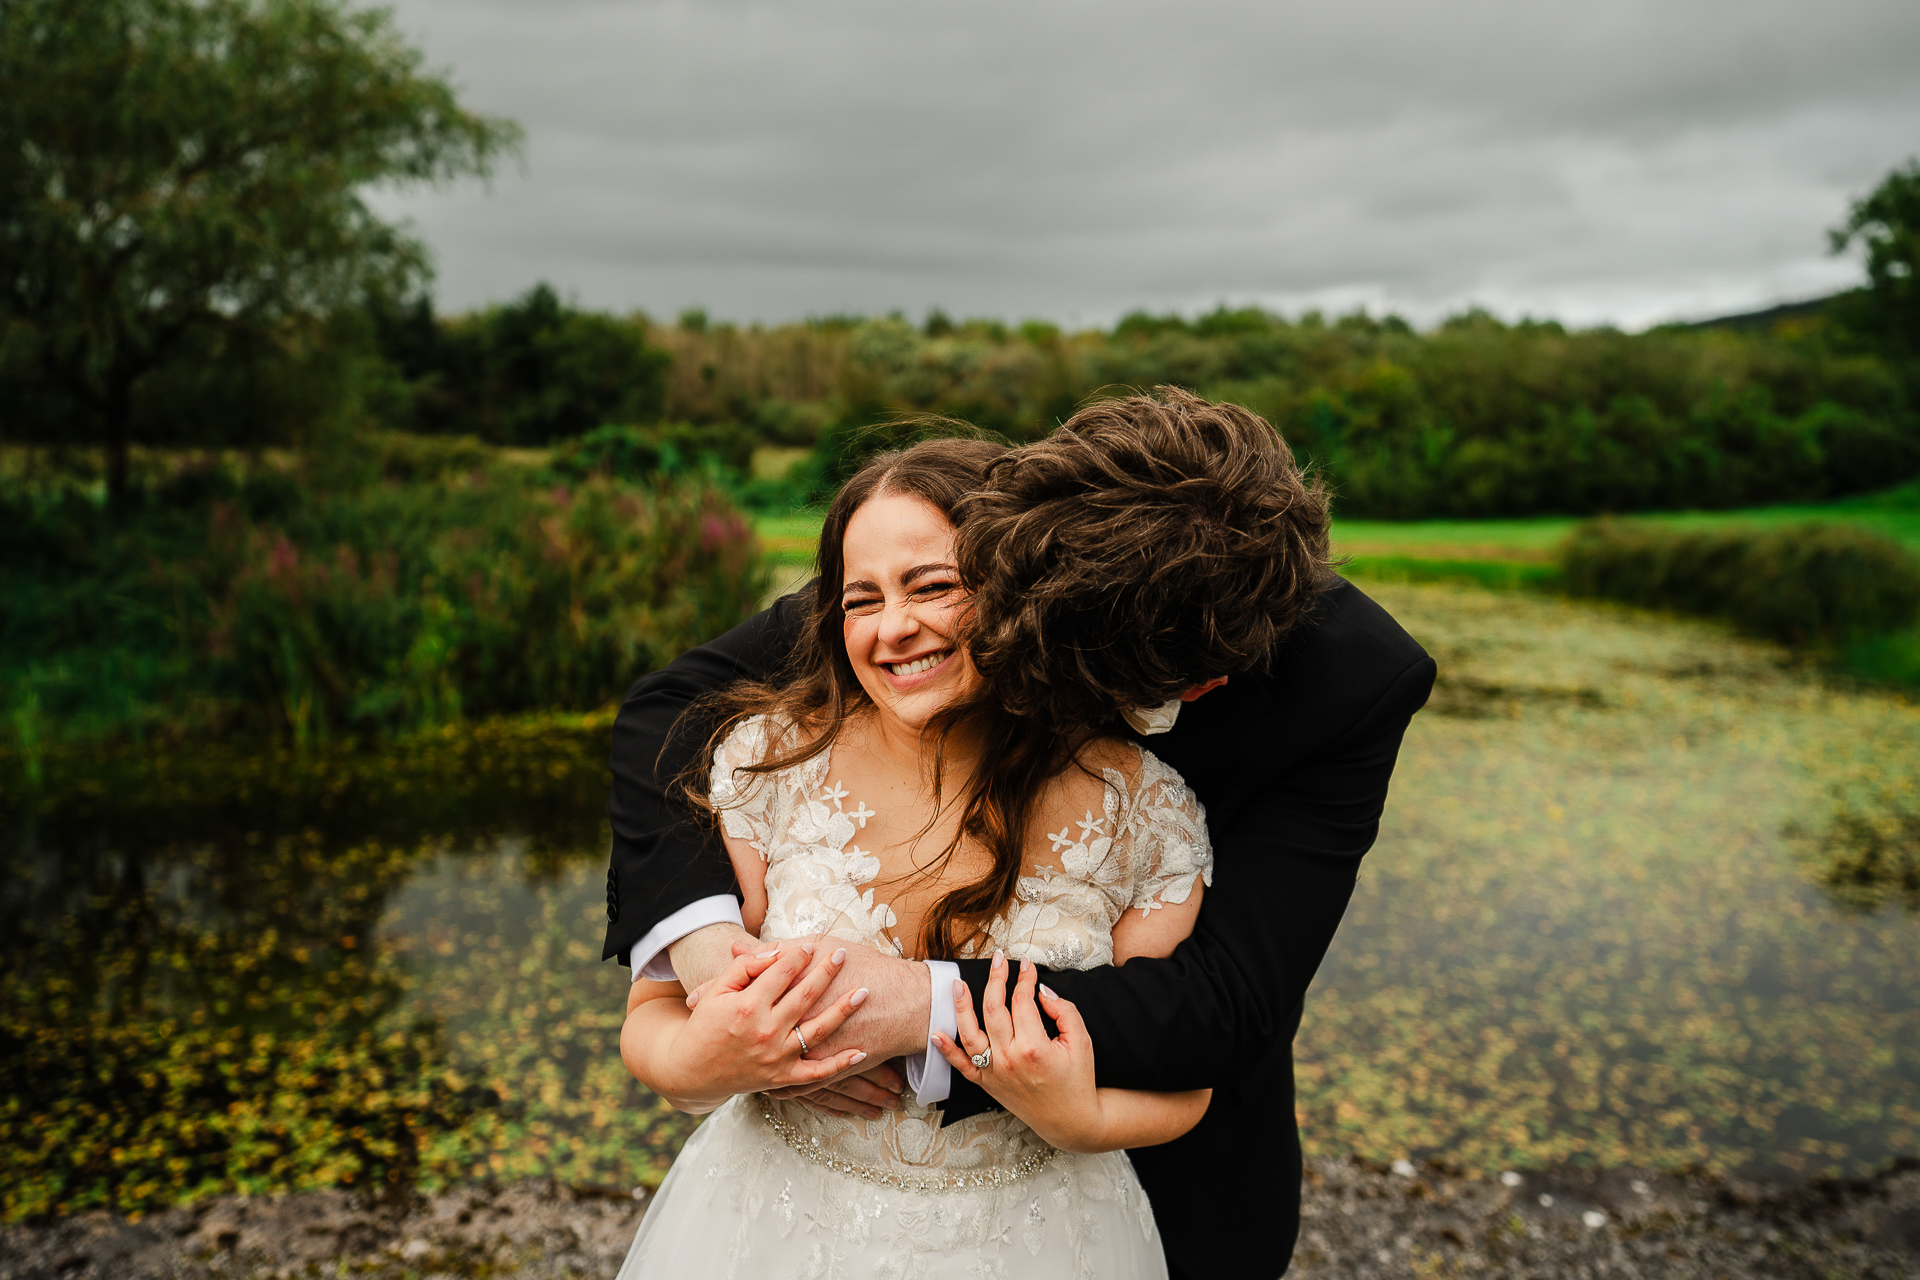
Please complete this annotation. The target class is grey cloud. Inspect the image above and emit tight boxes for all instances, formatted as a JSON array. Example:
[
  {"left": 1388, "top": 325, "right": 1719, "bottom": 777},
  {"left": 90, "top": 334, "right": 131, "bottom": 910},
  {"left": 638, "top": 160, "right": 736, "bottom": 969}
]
[{"left": 372, "top": 0, "right": 1920, "bottom": 328}]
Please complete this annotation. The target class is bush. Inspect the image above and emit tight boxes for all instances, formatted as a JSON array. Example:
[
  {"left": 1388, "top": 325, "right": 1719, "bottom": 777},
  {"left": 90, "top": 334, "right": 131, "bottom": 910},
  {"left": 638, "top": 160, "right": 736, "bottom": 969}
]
[
  {"left": 0, "top": 440, "right": 767, "bottom": 749},
  {"left": 380, "top": 285, "right": 671, "bottom": 445},
  {"left": 545, "top": 421, "right": 757, "bottom": 486},
  {"left": 1559, "top": 520, "right": 1920, "bottom": 646}
]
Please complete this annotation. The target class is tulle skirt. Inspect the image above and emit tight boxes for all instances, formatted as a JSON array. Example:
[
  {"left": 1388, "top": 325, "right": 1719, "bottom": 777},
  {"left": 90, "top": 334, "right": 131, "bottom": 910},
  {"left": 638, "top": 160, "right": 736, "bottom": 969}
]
[{"left": 615, "top": 1094, "right": 1168, "bottom": 1280}]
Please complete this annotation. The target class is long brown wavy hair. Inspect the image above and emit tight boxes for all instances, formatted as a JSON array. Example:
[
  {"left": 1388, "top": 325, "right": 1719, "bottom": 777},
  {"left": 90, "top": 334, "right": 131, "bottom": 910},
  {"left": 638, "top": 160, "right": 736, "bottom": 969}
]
[
  {"left": 676, "top": 434, "right": 1058, "bottom": 958},
  {"left": 679, "top": 393, "right": 1333, "bottom": 957}
]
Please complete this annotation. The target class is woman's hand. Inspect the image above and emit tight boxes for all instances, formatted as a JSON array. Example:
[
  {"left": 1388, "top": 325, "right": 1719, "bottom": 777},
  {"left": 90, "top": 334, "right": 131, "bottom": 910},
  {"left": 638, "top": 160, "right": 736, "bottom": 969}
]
[
  {"left": 931, "top": 951, "right": 1111, "bottom": 1154},
  {"left": 632, "top": 942, "right": 871, "bottom": 1113}
]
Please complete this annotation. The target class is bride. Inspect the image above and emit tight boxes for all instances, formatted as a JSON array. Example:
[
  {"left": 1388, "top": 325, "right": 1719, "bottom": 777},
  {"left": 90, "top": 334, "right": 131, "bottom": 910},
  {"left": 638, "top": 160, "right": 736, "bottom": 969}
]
[{"left": 614, "top": 428, "right": 1279, "bottom": 1278}]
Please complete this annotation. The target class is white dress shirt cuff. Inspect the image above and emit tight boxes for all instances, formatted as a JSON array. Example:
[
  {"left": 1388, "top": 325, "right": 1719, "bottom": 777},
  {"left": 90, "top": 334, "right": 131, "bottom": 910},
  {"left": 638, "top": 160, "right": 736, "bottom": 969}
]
[
  {"left": 628, "top": 895, "right": 746, "bottom": 982},
  {"left": 904, "top": 959, "right": 961, "bottom": 1107}
]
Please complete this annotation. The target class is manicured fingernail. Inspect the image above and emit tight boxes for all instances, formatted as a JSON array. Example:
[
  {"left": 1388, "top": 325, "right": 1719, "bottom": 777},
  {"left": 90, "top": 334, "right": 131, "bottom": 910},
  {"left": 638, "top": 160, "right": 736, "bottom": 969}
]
[
  {"left": 953, "top": 978, "right": 967, "bottom": 999},
  {"left": 850, "top": 987, "right": 869, "bottom": 1008},
  {"left": 930, "top": 1033, "right": 945, "bottom": 1048},
  {"left": 850, "top": 1051, "right": 868, "bottom": 1064},
  {"left": 685, "top": 991, "right": 700, "bottom": 1008},
  {"left": 1021, "top": 957, "right": 1033, "bottom": 973},
  {"left": 1040, "top": 984, "right": 1056, "bottom": 999},
  {"left": 801, "top": 943, "right": 815, "bottom": 955},
  {"left": 757, "top": 949, "right": 778, "bottom": 958},
  {"left": 991, "top": 949, "right": 1005, "bottom": 969},
  {"left": 832, "top": 948, "right": 847, "bottom": 965}
]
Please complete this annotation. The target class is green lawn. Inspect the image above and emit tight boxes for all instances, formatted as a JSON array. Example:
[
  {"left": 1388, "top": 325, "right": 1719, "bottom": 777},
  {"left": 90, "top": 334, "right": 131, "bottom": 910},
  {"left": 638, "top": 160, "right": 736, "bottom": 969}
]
[
  {"left": 1334, "top": 478, "right": 1920, "bottom": 562},
  {"left": 754, "top": 479, "right": 1920, "bottom": 570}
]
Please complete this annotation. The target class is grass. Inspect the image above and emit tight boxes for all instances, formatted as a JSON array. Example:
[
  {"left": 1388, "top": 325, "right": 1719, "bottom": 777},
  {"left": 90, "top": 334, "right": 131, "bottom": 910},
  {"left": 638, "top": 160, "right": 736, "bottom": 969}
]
[
  {"left": 750, "top": 478, "right": 1920, "bottom": 573},
  {"left": 1331, "top": 478, "right": 1920, "bottom": 563}
]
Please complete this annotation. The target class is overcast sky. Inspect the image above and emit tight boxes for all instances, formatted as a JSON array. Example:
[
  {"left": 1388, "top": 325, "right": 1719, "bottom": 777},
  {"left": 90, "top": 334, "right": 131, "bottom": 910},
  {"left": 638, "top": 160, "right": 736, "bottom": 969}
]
[{"left": 371, "top": 0, "right": 1920, "bottom": 331}]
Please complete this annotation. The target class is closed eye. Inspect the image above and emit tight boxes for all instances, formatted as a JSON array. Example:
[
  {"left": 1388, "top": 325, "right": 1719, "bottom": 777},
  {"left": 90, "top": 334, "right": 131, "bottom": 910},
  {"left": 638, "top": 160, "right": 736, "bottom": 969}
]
[{"left": 842, "top": 593, "right": 883, "bottom": 614}]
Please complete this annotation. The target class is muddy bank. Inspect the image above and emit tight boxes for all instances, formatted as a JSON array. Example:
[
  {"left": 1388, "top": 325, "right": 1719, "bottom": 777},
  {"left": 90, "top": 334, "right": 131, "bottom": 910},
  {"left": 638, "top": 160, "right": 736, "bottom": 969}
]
[
  {"left": 1291, "top": 1157, "right": 1920, "bottom": 1279},
  {"left": 3, "top": 1158, "right": 1917, "bottom": 1279}
]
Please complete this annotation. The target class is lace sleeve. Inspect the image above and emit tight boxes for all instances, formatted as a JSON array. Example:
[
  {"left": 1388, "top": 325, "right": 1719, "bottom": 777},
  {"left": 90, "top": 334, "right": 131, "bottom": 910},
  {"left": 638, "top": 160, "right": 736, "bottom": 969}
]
[
  {"left": 1124, "top": 751, "right": 1215, "bottom": 915},
  {"left": 709, "top": 715, "right": 780, "bottom": 860}
]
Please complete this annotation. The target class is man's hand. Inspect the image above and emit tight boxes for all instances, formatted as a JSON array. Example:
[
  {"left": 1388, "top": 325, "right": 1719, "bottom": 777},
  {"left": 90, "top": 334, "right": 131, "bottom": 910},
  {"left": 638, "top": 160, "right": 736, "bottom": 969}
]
[
  {"left": 636, "top": 944, "right": 869, "bottom": 1113},
  {"left": 670, "top": 928, "right": 931, "bottom": 1114},
  {"left": 684, "top": 934, "right": 932, "bottom": 1114},
  {"left": 667, "top": 921, "right": 760, "bottom": 992},
  {"left": 761, "top": 938, "right": 930, "bottom": 1114}
]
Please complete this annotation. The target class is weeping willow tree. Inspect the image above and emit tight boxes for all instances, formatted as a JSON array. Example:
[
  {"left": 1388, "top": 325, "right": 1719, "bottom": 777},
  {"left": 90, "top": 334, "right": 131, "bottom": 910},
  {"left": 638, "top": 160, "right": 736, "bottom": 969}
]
[{"left": 0, "top": 0, "right": 521, "bottom": 508}]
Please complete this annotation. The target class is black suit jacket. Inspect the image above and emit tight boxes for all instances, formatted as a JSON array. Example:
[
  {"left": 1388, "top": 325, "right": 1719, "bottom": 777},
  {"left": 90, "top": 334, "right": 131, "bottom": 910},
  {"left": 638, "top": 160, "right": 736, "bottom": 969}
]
[{"left": 602, "top": 577, "right": 1435, "bottom": 1280}]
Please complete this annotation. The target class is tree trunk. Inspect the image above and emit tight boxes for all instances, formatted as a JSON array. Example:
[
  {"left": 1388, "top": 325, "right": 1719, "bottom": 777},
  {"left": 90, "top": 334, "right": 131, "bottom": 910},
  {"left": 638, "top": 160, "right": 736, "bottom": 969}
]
[{"left": 104, "top": 377, "right": 132, "bottom": 513}]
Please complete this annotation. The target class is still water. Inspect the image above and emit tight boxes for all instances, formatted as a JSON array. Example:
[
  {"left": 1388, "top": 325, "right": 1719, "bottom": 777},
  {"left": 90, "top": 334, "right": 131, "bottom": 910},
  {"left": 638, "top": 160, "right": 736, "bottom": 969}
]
[{"left": 3, "top": 586, "right": 1917, "bottom": 1219}]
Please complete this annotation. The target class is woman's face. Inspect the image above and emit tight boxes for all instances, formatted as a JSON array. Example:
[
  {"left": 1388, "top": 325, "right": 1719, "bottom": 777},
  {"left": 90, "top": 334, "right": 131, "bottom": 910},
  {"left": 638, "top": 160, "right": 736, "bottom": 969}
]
[{"left": 840, "top": 491, "right": 980, "bottom": 733}]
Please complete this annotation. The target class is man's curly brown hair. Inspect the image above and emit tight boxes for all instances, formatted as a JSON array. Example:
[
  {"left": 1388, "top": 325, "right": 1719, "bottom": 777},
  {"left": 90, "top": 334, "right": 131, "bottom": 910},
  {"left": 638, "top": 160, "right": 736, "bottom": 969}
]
[{"left": 955, "top": 386, "right": 1335, "bottom": 728}]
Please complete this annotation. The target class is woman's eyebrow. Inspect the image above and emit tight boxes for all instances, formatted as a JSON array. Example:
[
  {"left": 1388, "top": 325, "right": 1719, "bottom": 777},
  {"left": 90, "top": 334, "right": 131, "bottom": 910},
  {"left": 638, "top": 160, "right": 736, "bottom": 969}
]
[
  {"left": 841, "top": 578, "right": 881, "bottom": 595},
  {"left": 900, "top": 562, "right": 957, "bottom": 586}
]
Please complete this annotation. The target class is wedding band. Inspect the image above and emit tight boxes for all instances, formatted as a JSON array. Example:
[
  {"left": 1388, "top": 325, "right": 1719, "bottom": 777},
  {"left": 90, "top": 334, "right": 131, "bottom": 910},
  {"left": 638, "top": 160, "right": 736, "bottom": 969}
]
[
  {"left": 794, "top": 1027, "right": 809, "bottom": 1055},
  {"left": 971, "top": 1047, "right": 992, "bottom": 1070}
]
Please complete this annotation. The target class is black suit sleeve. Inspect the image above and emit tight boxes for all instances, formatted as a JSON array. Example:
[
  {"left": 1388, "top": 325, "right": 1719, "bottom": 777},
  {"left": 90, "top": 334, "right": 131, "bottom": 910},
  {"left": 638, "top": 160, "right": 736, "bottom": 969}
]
[
  {"left": 600, "top": 593, "right": 809, "bottom": 962},
  {"left": 941, "top": 649, "right": 1436, "bottom": 1121}
]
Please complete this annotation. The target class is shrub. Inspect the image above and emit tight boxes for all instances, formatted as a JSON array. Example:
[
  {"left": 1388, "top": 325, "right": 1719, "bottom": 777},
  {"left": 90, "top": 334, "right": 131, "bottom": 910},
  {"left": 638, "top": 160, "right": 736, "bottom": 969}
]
[
  {"left": 1559, "top": 520, "right": 1920, "bottom": 646},
  {"left": 401, "top": 285, "right": 671, "bottom": 445},
  {"left": 545, "top": 421, "right": 757, "bottom": 486},
  {"left": 0, "top": 442, "right": 767, "bottom": 749}
]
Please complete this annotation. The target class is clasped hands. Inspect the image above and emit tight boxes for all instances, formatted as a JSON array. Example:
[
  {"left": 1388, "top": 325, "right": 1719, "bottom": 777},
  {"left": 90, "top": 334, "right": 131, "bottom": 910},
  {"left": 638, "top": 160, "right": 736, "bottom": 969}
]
[
  {"left": 658, "top": 932, "right": 916, "bottom": 1119},
  {"left": 636, "top": 939, "right": 872, "bottom": 1114}
]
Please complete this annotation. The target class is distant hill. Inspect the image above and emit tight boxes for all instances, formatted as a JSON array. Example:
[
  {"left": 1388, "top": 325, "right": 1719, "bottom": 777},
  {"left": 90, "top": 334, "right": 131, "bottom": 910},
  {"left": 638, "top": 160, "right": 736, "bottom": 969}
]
[{"left": 1682, "top": 291, "right": 1857, "bottom": 333}]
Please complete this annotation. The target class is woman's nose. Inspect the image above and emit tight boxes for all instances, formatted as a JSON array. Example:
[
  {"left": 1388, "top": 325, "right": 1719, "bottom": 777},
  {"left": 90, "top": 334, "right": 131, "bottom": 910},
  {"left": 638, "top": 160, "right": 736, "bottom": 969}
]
[{"left": 878, "top": 601, "right": 920, "bottom": 648}]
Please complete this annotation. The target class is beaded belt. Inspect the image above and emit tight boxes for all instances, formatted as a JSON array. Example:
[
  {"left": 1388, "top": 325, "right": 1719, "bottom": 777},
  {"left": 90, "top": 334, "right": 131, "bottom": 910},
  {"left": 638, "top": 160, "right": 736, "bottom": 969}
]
[{"left": 755, "top": 1095, "right": 1059, "bottom": 1193}]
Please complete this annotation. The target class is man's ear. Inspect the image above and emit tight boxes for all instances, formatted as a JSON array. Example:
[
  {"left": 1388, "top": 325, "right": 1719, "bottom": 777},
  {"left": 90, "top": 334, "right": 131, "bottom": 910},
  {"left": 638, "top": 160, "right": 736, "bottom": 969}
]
[{"left": 1179, "top": 675, "right": 1230, "bottom": 703}]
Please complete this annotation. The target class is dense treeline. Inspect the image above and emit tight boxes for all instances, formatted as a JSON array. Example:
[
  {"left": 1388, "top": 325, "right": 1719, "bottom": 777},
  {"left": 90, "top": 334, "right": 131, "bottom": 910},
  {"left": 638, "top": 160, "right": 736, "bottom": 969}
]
[
  {"left": 335, "top": 288, "right": 1919, "bottom": 520},
  {"left": 23, "top": 289, "right": 1913, "bottom": 521}
]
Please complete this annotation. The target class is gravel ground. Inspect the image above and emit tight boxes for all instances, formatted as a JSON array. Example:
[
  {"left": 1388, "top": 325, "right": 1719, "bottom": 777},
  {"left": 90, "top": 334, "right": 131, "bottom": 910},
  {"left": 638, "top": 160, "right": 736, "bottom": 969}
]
[{"left": 3, "top": 1158, "right": 1916, "bottom": 1279}]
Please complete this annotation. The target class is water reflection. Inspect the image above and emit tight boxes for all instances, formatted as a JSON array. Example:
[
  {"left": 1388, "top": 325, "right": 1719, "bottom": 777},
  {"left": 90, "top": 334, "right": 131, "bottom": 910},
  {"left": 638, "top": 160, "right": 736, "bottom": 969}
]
[
  {"left": 1295, "top": 583, "right": 1920, "bottom": 1180},
  {"left": 0, "top": 737, "right": 682, "bottom": 1220}
]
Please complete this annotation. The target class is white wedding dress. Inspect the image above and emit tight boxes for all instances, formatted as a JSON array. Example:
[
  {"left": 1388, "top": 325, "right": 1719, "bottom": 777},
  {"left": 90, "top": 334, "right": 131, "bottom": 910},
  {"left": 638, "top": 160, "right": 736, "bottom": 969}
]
[{"left": 615, "top": 715, "right": 1213, "bottom": 1280}]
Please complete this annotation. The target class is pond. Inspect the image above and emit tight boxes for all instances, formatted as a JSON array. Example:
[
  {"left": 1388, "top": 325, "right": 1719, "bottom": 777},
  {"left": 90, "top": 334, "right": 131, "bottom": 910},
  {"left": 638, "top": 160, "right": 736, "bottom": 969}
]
[{"left": 3, "top": 585, "right": 1916, "bottom": 1221}]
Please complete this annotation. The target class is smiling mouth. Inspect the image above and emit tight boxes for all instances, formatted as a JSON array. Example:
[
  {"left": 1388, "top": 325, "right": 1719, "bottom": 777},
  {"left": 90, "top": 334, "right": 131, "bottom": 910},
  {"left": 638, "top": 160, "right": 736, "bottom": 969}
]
[{"left": 884, "top": 650, "right": 951, "bottom": 677}]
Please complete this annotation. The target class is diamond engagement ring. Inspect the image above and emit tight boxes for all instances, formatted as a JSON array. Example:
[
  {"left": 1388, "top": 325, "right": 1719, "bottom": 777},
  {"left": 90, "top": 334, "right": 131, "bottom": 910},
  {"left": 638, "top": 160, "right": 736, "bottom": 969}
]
[
  {"left": 970, "top": 1046, "right": 992, "bottom": 1070},
  {"left": 794, "top": 1027, "right": 809, "bottom": 1055}
]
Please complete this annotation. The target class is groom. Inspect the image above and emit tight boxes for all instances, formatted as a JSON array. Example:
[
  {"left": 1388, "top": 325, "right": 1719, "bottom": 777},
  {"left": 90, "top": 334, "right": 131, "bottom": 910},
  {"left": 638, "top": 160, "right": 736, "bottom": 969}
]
[{"left": 602, "top": 390, "right": 1434, "bottom": 1280}]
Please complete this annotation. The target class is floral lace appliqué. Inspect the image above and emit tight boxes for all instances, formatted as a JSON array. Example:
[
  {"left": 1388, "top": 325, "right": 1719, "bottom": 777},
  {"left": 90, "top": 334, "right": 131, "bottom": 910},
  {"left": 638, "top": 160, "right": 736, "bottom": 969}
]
[{"left": 678, "top": 714, "right": 1208, "bottom": 1279}]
